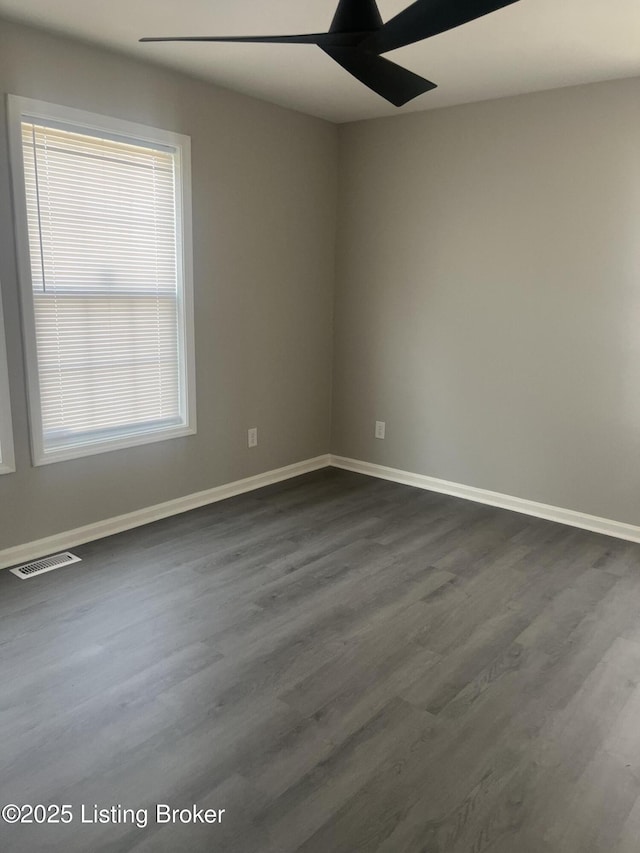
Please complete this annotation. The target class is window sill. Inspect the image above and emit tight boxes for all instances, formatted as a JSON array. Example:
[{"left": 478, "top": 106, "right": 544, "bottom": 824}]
[{"left": 33, "top": 423, "right": 197, "bottom": 466}]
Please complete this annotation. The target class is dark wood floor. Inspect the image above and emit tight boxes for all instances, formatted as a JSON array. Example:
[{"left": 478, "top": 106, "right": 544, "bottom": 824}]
[{"left": 2, "top": 468, "right": 640, "bottom": 852}]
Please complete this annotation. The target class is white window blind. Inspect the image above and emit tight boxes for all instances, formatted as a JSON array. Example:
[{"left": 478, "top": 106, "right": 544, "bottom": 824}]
[{"left": 9, "top": 99, "right": 195, "bottom": 464}]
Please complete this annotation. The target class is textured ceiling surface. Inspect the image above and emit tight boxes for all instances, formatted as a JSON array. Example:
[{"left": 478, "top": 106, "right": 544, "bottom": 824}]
[{"left": 1, "top": 0, "right": 639, "bottom": 122}]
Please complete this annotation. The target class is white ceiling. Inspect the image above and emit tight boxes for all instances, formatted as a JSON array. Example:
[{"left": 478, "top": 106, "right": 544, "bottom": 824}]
[{"left": 1, "top": 0, "right": 639, "bottom": 123}]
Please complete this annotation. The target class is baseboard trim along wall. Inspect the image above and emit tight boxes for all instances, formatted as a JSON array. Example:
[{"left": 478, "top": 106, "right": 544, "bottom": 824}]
[
  {"left": 330, "top": 455, "right": 640, "bottom": 545},
  {"left": 3, "top": 451, "right": 639, "bottom": 571},
  {"left": 0, "top": 454, "right": 331, "bottom": 571}
]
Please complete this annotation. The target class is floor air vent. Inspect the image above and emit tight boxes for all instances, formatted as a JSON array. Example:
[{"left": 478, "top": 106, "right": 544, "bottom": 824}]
[{"left": 10, "top": 551, "right": 81, "bottom": 580}]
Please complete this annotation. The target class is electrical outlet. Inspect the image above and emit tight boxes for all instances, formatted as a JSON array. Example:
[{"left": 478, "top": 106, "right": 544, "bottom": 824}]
[
  {"left": 248, "top": 427, "right": 258, "bottom": 448},
  {"left": 375, "top": 421, "right": 386, "bottom": 440}
]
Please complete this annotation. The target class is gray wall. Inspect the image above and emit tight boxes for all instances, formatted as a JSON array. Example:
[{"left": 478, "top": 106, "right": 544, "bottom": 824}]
[
  {"left": 332, "top": 77, "right": 640, "bottom": 525},
  {"left": 2, "top": 16, "right": 640, "bottom": 551},
  {"left": 0, "top": 18, "right": 337, "bottom": 550}
]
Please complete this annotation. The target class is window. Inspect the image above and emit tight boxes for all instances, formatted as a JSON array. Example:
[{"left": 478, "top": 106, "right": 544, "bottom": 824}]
[
  {"left": 0, "top": 283, "right": 15, "bottom": 474},
  {"left": 7, "top": 97, "right": 196, "bottom": 465}
]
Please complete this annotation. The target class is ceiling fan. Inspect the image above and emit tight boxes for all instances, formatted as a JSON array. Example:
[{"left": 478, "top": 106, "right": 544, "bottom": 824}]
[{"left": 140, "top": 0, "right": 521, "bottom": 108}]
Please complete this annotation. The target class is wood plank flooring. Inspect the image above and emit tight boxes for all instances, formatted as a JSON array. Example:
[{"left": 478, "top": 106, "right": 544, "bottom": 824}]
[{"left": 1, "top": 467, "right": 640, "bottom": 852}]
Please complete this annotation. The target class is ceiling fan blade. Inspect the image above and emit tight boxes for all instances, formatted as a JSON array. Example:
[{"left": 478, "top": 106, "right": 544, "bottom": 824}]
[
  {"left": 321, "top": 47, "right": 436, "bottom": 106},
  {"left": 362, "top": 0, "right": 521, "bottom": 54},
  {"left": 140, "top": 33, "right": 328, "bottom": 45}
]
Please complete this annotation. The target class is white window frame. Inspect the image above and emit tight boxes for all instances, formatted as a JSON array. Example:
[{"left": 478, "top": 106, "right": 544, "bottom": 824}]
[
  {"left": 7, "top": 96, "right": 196, "bottom": 466},
  {"left": 0, "top": 281, "right": 15, "bottom": 474}
]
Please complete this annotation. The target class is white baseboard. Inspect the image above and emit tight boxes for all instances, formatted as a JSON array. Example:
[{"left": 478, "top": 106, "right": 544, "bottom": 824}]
[
  {"left": 4, "top": 451, "right": 638, "bottom": 572},
  {"left": 0, "top": 454, "right": 331, "bottom": 571},
  {"left": 330, "top": 455, "right": 640, "bottom": 545}
]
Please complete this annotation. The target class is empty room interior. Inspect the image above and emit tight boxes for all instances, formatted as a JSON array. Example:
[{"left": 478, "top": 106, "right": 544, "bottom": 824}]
[{"left": 1, "top": 1, "right": 640, "bottom": 850}]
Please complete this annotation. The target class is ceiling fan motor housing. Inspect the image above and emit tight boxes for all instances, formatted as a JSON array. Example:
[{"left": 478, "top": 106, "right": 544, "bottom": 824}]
[{"left": 330, "top": 0, "right": 383, "bottom": 34}]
